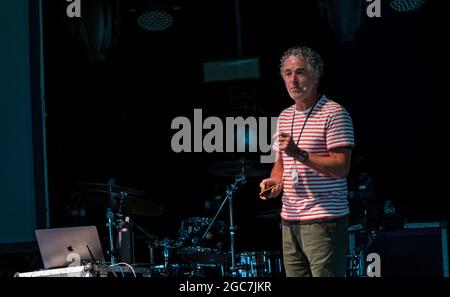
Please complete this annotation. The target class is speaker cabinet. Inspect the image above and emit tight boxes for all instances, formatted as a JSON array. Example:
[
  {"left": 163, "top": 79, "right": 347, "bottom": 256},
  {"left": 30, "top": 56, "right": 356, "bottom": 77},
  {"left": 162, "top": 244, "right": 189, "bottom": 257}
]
[{"left": 367, "top": 222, "right": 448, "bottom": 277}]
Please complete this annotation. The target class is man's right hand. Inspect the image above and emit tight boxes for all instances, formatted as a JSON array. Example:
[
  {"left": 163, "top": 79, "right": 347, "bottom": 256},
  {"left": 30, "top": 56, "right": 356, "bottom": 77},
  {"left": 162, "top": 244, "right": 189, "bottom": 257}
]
[{"left": 259, "top": 178, "right": 283, "bottom": 200}]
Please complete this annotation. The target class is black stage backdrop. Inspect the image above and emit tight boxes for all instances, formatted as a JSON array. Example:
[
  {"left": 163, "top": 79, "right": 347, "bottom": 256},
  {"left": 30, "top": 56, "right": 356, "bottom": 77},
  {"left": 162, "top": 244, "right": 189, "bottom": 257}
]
[{"left": 40, "top": 0, "right": 448, "bottom": 266}]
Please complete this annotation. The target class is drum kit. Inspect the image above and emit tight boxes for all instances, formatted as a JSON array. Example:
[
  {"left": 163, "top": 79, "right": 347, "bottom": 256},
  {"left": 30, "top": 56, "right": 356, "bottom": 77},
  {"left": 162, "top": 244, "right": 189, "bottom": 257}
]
[
  {"left": 72, "top": 159, "right": 283, "bottom": 277},
  {"left": 70, "top": 163, "right": 402, "bottom": 278}
]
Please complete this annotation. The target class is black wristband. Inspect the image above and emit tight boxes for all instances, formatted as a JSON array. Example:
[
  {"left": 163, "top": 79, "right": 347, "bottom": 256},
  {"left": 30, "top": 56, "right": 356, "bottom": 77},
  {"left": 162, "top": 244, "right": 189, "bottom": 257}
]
[{"left": 296, "top": 149, "right": 308, "bottom": 162}]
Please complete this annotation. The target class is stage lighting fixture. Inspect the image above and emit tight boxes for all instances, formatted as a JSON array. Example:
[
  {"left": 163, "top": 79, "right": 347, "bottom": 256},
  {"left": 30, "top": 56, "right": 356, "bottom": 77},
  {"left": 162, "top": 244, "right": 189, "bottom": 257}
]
[
  {"left": 390, "top": 0, "right": 426, "bottom": 12},
  {"left": 135, "top": 1, "right": 178, "bottom": 32},
  {"left": 137, "top": 10, "right": 173, "bottom": 31}
]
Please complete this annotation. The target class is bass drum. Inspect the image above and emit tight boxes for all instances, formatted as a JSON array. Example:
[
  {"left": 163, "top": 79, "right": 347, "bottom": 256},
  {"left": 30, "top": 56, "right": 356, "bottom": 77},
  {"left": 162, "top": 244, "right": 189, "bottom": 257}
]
[{"left": 236, "top": 251, "right": 283, "bottom": 277}]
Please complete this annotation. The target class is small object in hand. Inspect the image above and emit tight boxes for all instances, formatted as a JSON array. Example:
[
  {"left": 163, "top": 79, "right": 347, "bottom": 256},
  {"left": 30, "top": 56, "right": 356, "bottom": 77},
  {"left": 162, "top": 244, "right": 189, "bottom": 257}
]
[{"left": 259, "top": 184, "right": 278, "bottom": 197}]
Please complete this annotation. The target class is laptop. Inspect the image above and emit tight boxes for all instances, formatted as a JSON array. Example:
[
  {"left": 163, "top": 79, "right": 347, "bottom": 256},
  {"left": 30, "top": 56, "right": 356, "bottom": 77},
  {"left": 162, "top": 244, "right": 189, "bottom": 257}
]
[{"left": 35, "top": 226, "right": 105, "bottom": 269}]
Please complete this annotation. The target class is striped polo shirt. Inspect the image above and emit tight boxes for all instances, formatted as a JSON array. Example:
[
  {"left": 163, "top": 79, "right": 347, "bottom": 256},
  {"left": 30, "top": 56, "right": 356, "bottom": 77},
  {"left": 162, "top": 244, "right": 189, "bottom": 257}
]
[{"left": 274, "top": 95, "right": 355, "bottom": 222}]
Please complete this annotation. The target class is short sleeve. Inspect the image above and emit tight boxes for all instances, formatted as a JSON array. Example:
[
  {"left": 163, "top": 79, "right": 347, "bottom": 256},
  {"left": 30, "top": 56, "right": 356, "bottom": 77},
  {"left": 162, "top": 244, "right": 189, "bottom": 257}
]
[
  {"left": 326, "top": 107, "right": 355, "bottom": 150},
  {"left": 272, "top": 117, "right": 280, "bottom": 153}
]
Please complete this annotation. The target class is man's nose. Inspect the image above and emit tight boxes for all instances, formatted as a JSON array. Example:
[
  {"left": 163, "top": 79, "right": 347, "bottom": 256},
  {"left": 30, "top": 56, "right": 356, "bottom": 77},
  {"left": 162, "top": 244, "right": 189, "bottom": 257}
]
[{"left": 290, "top": 75, "right": 298, "bottom": 85}]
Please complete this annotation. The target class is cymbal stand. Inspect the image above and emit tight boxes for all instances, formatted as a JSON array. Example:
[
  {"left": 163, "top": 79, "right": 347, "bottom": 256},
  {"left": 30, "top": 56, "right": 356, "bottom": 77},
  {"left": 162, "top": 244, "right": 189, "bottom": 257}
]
[
  {"left": 105, "top": 178, "right": 117, "bottom": 264},
  {"left": 106, "top": 182, "right": 134, "bottom": 265},
  {"left": 162, "top": 238, "right": 171, "bottom": 269},
  {"left": 105, "top": 208, "right": 116, "bottom": 265},
  {"left": 201, "top": 173, "right": 246, "bottom": 276}
]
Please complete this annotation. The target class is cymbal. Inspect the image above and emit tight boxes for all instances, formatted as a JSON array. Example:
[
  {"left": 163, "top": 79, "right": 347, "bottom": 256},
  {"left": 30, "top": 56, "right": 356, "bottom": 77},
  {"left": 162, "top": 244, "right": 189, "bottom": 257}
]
[
  {"left": 207, "top": 160, "right": 269, "bottom": 177},
  {"left": 77, "top": 182, "right": 146, "bottom": 195},
  {"left": 75, "top": 192, "right": 164, "bottom": 216}
]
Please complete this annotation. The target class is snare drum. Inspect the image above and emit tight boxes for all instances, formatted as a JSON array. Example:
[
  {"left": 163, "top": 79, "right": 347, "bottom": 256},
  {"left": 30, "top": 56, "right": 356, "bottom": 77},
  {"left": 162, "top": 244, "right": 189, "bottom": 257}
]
[{"left": 237, "top": 251, "right": 283, "bottom": 277}]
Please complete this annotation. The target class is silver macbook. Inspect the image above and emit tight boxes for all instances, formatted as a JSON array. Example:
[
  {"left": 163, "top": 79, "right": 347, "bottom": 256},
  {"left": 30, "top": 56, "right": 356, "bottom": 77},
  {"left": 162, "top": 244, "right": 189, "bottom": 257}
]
[{"left": 35, "top": 226, "right": 105, "bottom": 269}]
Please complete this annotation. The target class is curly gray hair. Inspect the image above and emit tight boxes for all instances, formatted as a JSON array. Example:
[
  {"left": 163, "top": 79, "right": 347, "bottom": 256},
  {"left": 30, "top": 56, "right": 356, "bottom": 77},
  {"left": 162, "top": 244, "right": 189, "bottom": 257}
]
[{"left": 279, "top": 46, "right": 324, "bottom": 79}]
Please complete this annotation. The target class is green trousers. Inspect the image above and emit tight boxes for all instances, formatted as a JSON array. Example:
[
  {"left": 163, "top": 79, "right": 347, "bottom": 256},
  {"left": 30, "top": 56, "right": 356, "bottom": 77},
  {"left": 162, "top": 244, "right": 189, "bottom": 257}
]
[{"left": 282, "top": 215, "right": 348, "bottom": 277}]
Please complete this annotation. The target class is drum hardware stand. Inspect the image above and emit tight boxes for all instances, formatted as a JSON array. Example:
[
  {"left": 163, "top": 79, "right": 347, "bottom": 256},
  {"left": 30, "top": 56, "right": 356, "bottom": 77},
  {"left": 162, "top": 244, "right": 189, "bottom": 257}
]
[
  {"left": 105, "top": 209, "right": 134, "bottom": 265},
  {"left": 155, "top": 237, "right": 181, "bottom": 269},
  {"left": 348, "top": 225, "right": 373, "bottom": 277},
  {"left": 116, "top": 213, "right": 134, "bottom": 264},
  {"left": 162, "top": 238, "right": 171, "bottom": 269},
  {"left": 201, "top": 162, "right": 246, "bottom": 276},
  {"left": 105, "top": 178, "right": 118, "bottom": 265},
  {"left": 105, "top": 177, "right": 136, "bottom": 265},
  {"left": 105, "top": 208, "right": 116, "bottom": 265}
]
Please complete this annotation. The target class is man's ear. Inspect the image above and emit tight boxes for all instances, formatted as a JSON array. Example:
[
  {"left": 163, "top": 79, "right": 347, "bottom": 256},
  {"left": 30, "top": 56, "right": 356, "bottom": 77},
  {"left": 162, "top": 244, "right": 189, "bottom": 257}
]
[
  {"left": 314, "top": 75, "right": 320, "bottom": 85},
  {"left": 314, "top": 78, "right": 321, "bottom": 87}
]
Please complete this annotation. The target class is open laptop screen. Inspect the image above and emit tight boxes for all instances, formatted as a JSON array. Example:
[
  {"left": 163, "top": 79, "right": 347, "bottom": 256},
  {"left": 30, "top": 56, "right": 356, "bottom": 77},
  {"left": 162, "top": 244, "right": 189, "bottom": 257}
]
[{"left": 35, "top": 226, "right": 105, "bottom": 269}]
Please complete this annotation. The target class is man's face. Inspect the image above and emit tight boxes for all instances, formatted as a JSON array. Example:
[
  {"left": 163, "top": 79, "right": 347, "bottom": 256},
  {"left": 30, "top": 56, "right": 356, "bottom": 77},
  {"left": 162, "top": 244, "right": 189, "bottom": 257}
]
[{"left": 282, "top": 56, "right": 318, "bottom": 101}]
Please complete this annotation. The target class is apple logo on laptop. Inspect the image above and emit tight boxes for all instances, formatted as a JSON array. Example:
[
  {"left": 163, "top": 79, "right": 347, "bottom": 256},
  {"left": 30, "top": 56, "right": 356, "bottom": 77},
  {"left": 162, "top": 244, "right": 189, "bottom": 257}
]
[{"left": 67, "top": 244, "right": 74, "bottom": 252}]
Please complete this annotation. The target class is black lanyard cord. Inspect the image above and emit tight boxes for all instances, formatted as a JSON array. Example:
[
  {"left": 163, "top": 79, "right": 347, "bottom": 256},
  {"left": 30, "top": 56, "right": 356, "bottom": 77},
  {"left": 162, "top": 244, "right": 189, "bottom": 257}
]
[{"left": 290, "top": 95, "right": 321, "bottom": 147}]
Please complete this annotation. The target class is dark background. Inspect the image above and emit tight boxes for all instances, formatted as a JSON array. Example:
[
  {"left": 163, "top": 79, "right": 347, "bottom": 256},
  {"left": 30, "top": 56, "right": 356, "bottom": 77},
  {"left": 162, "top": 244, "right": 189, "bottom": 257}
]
[{"left": 41, "top": 0, "right": 448, "bottom": 264}]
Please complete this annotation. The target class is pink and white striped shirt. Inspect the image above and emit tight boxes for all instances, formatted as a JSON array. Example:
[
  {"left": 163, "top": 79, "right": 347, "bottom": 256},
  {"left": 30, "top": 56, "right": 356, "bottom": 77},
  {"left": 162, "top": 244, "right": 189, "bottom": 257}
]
[{"left": 274, "top": 95, "right": 355, "bottom": 222}]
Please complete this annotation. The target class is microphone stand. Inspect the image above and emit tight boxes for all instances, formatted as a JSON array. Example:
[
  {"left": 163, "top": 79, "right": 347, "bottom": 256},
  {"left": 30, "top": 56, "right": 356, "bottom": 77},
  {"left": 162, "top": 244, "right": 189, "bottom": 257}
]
[{"left": 201, "top": 173, "right": 246, "bottom": 276}]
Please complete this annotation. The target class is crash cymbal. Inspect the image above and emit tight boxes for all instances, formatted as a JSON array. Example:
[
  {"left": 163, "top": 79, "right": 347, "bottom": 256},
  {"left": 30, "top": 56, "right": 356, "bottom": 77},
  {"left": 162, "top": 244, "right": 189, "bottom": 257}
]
[
  {"left": 208, "top": 160, "right": 270, "bottom": 177},
  {"left": 77, "top": 182, "right": 146, "bottom": 195}
]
